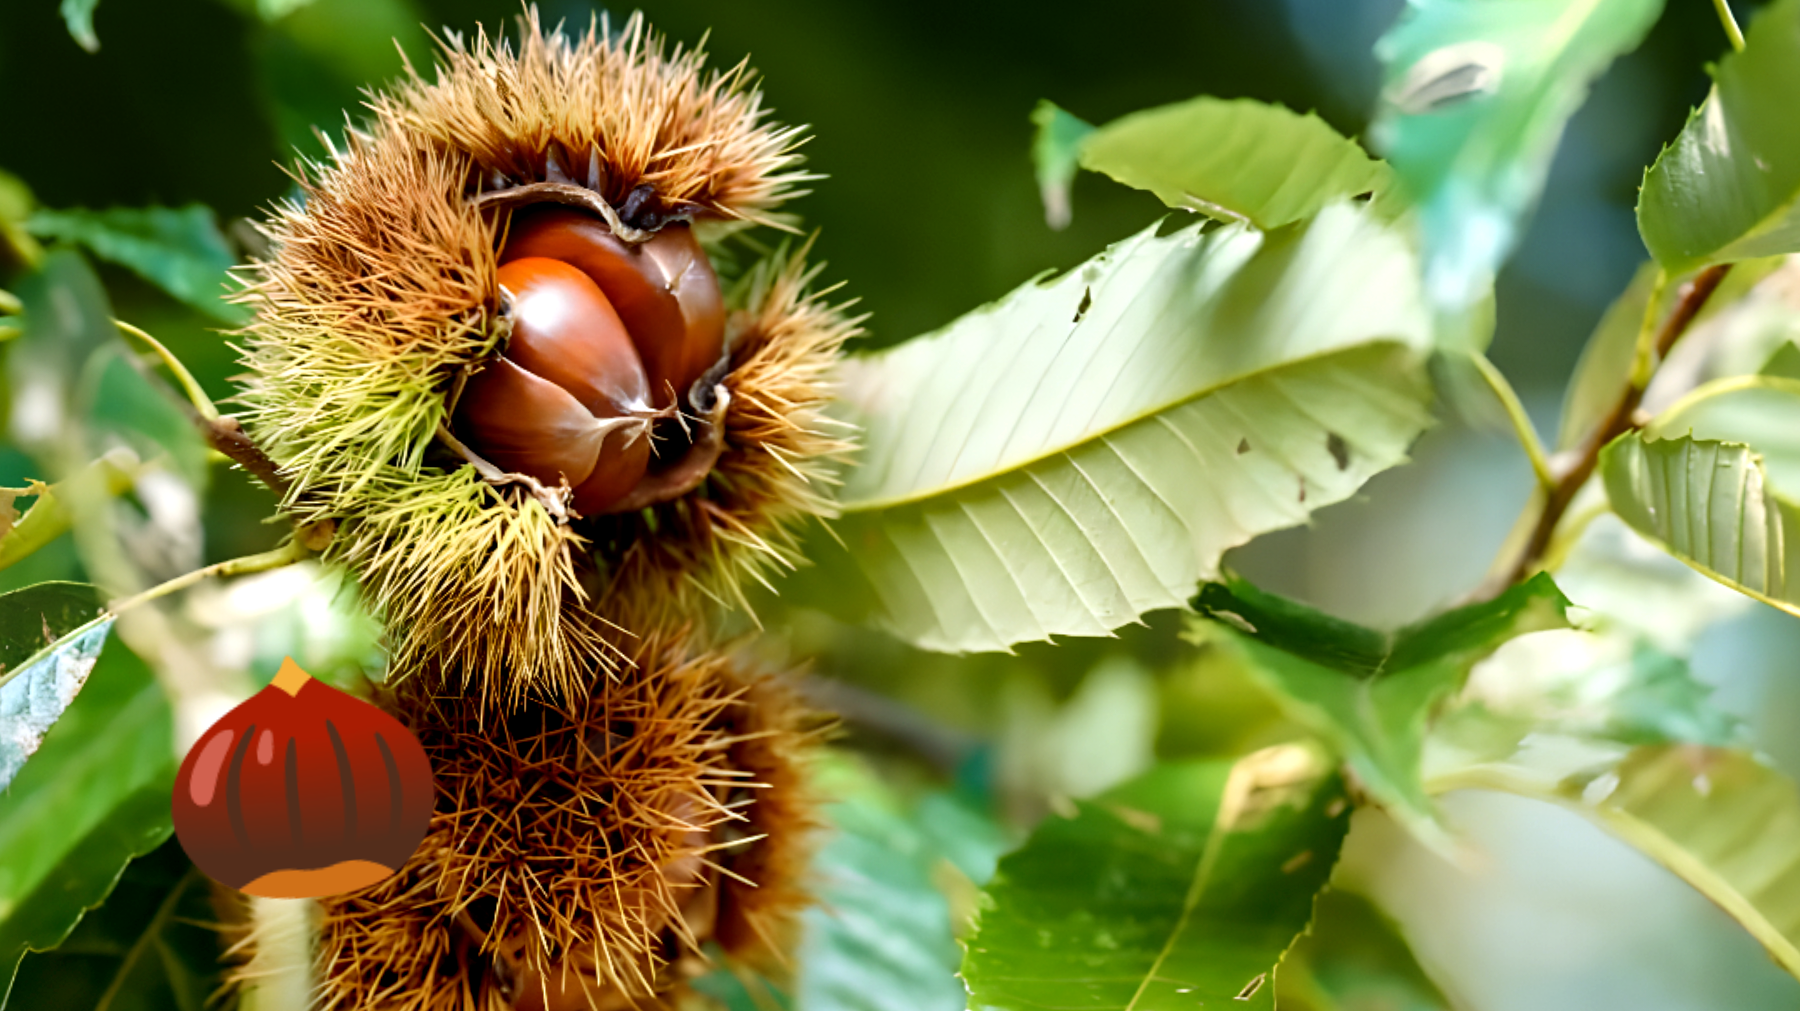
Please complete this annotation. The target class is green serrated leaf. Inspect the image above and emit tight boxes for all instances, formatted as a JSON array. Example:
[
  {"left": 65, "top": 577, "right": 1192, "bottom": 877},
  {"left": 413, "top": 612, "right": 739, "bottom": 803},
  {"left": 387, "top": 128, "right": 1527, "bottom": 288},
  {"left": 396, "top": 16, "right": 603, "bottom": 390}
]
[
  {"left": 8, "top": 838, "right": 223, "bottom": 1011},
  {"left": 963, "top": 746, "right": 1350, "bottom": 1011},
  {"left": 0, "top": 582, "right": 114, "bottom": 789},
  {"left": 27, "top": 206, "right": 245, "bottom": 324},
  {"left": 1079, "top": 96, "right": 1397, "bottom": 231},
  {"left": 1372, "top": 0, "right": 1664, "bottom": 310},
  {"left": 0, "top": 641, "right": 175, "bottom": 1007},
  {"left": 1638, "top": 0, "right": 1800, "bottom": 272},
  {"left": 1191, "top": 573, "right": 1569, "bottom": 848},
  {"left": 804, "top": 201, "right": 1432, "bottom": 654},
  {"left": 1599, "top": 431, "right": 1800, "bottom": 617},
  {"left": 1425, "top": 618, "right": 1800, "bottom": 980},
  {"left": 1278, "top": 889, "right": 1457, "bottom": 1011},
  {"left": 59, "top": 0, "right": 101, "bottom": 52},
  {"left": 742, "top": 757, "right": 1009, "bottom": 1011},
  {"left": 1030, "top": 100, "right": 1096, "bottom": 231}
]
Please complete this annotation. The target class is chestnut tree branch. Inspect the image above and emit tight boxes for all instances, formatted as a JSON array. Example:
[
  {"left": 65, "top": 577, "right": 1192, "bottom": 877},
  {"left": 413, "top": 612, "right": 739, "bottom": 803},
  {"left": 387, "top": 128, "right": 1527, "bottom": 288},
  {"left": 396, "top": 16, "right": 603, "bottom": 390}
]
[
  {"left": 1500, "top": 262, "right": 1733, "bottom": 586},
  {"left": 205, "top": 414, "right": 290, "bottom": 498},
  {"left": 107, "top": 534, "right": 318, "bottom": 615}
]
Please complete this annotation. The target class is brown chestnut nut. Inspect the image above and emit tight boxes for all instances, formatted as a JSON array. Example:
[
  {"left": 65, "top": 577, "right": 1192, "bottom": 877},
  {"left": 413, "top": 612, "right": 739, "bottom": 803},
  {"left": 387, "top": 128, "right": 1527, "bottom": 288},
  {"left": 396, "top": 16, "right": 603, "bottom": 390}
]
[
  {"left": 172, "top": 658, "right": 435, "bottom": 898},
  {"left": 454, "top": 257, "right": 656, "bottom": 514},
  {"left": 502, "top": 209, "right": 725, "bottom": 409}
]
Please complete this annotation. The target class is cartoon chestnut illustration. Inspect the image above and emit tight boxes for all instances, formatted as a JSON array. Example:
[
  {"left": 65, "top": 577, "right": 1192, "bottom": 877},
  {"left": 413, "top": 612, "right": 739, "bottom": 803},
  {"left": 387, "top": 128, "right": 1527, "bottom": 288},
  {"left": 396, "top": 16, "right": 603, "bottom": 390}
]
[{"left": 172, "top": 658, "right": 435, "bottom": 898}]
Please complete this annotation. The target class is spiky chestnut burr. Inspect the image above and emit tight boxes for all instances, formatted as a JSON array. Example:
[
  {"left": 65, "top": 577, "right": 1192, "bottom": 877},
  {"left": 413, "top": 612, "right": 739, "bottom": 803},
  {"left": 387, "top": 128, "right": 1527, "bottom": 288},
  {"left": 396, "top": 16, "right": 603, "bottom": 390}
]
[
  {"left": 237, "top": 10, "right": 856, "bottom": 704},
  {"left": 234, "top": 640, "right": 825, "bottom": 1011}
]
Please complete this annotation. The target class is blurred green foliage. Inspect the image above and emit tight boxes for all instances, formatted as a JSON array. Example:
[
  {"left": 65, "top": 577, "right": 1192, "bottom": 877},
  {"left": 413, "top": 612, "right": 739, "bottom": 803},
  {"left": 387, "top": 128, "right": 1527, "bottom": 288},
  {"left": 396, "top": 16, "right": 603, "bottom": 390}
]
[{"left": 5, "top": 2, "right": 1800, "bottom": 1010}]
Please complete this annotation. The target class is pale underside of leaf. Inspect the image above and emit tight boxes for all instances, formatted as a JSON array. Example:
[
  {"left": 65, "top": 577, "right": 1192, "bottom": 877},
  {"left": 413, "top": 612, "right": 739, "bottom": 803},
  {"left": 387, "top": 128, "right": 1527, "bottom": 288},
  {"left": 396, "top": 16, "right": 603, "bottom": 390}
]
[
  {"left": 825, "top": 203, "right": 1432, "bottom": 653},
  {"left": 0, "top": 616, "right": 115, "bottom": 790},
  {"left": 1600, "top": 433, "right": 1800, "bottom": 617},
  {"left": 835, "top": 345, "right": 1430, "bottom": 653}
]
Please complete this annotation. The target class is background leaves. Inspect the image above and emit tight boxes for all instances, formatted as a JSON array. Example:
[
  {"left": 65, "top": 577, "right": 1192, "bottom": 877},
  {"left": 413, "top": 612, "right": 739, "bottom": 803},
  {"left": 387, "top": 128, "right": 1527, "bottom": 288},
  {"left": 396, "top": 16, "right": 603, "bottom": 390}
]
[
  {"left": 6, "top": 838, "right": 224, "bottom": 1011},
  {"left": 27, "top": 206, "right": 246, "bottom": 325},
  {"left": 0, "top": 641, "right": 175, "bottom": 1007},
  {"left": 1637, "top": 0, "right": 1800, "bottom": 273},
  {"left": 1371, "top": 0, "right": 1665, "bottom": 314}
]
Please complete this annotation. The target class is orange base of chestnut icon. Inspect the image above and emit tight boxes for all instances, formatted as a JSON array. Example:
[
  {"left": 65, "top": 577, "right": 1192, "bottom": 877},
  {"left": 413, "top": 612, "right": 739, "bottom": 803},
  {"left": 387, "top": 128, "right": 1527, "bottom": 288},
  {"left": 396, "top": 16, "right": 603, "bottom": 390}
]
[{"left": 172, "top": 658, "right": 435, "bottom": 899}]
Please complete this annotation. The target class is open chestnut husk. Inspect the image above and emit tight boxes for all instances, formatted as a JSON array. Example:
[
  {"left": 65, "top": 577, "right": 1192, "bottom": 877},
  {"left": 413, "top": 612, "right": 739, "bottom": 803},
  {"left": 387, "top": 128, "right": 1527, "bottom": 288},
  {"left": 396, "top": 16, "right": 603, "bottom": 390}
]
[
  {"left": 452, "top": 211, "right": 729, "bottom": 518},
  {"left": 172, "top": 658, "right": 435, "bottom": 898}
]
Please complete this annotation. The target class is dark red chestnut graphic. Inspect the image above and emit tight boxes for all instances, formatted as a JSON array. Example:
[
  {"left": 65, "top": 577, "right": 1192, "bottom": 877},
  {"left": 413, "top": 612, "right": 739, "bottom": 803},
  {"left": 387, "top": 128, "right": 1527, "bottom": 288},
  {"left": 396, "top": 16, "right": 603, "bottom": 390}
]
[{"left": 172, "top": 658, "right": 435, "bottom": 898}]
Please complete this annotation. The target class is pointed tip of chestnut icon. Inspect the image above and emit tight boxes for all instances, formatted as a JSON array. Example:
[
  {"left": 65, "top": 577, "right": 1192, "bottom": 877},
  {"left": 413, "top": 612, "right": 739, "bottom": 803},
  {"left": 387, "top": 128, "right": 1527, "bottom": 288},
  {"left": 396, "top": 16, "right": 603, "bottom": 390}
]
[{"left": 172, "top": 658, "right": 435, "bottom": 899}]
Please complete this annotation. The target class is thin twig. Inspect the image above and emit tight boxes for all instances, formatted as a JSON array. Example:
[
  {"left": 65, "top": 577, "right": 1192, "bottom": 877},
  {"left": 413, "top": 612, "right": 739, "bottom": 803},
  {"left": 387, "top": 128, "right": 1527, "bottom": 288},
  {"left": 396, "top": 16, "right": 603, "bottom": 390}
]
[
  {"left": 1713, "top": 0, "right": 1747, "bottom": 51},
  {"left": 114, "top": 319, "right": 220, "bottom": 421},
  {"left": 107, "top": 536, "right": 316, "bottom": 615},
  {"left": 1472, "top": 354, "right": 1554, "bottom": 490},
  {"left": 205, "top": 415, "right": 290, "bottom": 497},
  {"left": 1500, "top": 263, "right": 1732, "bottom": 586}
]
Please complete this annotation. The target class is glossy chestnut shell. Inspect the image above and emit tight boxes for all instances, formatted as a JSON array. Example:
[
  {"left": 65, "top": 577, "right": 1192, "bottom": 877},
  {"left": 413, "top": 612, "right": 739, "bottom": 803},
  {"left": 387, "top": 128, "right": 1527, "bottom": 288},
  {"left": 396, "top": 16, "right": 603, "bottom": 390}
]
[
  {"left": 503, "top": 209, "right": 725, "bottom": 408},
  {"left": 452, "top": 210, "right": 729, "bottom": 517},
  {"left": 454, "top": 257, "right": 656, "bottom": 514}
]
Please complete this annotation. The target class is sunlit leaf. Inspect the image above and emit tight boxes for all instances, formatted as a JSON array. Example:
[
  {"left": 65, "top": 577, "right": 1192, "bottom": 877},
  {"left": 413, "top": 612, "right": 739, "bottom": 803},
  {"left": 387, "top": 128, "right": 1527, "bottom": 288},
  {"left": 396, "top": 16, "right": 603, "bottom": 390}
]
[
  {"left": 1430, "top": 739, "right": 1800, "bottom": 980},
  {"left": 0, "top": 582, "right": 113, "bottom": 790},
  {"left": 963, "top": 745, "right": 1349, "bottom": 1011},
  {"left": 1030, "top": 101, "right": 1095, "bottom": 231},
  {"left": 257, "top": 0, "right": 320, "bottom": 20},
  {"left": 0, "top": 451, "right": 141, "bottom": 573},
  {"left": 0, "top": 171, "right": 40, "bottom": 270},
  {"left": 1559, "top": 263, "right": 1664, "bottom": 450},
  {"left": 0, "top": 642, "right": 176, "bottom": 1005},
  {"left": 7, "top": 838, "right": 223, "bottom": 1011},
  {"left": 1372, "top": 0, "right": 1663, "bottom": 310},
  {"left": 1638, "top": 0, "right": 1800, "bottom": 273},
  {"left": 59, "top": 0, "right": 100, "bottom": 52},
  {"left": 1278, "top": 889, "right": 1458, "bottom": 1011},
  {"left": 1191, "top": 573, "right": 1569, "bottom": 848},
  {"left": 27, "top": 206, "right": 245, "bottom": 324},
  {"left": 1075, "top": 96, "right": 1396, "bottom": 230},
  {"left": 1599, "top": 431, "right": 1800, "bottom": 617},
  {"left": 804, "top": 201, "right": 1432, "bottom": 653}
]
